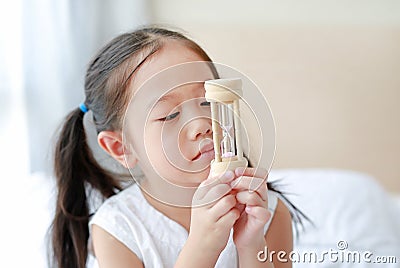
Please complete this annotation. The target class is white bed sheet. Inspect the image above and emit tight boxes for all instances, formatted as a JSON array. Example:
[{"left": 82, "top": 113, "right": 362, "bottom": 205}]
[{"left": 269, "top": 169, "right": 400, "bottom": 267}]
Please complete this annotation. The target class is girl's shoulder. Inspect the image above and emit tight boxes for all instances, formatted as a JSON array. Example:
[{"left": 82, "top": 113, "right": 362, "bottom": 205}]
[
  {"left": 88, "top": 182, "right": 191, "bottom": 263},
  {"left": 99, "top": 183, "right": 141, "bottom": 206},
  {"left": 89, "top": 182, "right": 184, "bottom": 238},
  {"left": 88, "top": 183, "right": 149, "bottom": 260},
  {"left": 90, "top": 183, "right": 145, "bottom": 222}
]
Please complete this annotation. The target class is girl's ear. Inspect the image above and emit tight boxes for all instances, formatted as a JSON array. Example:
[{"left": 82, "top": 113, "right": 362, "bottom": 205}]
[{"left": 97, "top": 131, "right": 138, "bottom": 168}]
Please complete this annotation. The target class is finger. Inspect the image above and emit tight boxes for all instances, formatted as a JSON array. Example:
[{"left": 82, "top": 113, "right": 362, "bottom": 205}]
[
  {"left": 194, "top": 183, "right": 232, "bottom": 207},
  {"left": 209, "top": 194, "right": 237, "bottom": 221},
  {"left": 236, "top": 191, "right": 267, "bottom": 207},
  {"left": 231, "top": 176, "right": 268, "bottom": 201},
  {"left": 217, "top": 207, "right": 240, "bottom": 227},
  {"left": 235, "top": 203, "right": 246, "bottom": 215},
  {"left": 211, "top": 170, "right": 236, "bottom": 184},
  {"left": 230, "top": 175, "right": 265, "bottom": 190},
  {"left": 245, "top": 206, "right": 271, "bottom": 225},
  {"left": 235, "top": 167, "right": 268, "bottom": 181},
  {"left": 195, "top": 171, "right": 235, "bottom": 200}
]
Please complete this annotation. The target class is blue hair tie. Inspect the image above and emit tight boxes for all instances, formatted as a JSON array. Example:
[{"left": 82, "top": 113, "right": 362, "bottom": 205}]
[{"left": 79, "top": 103, "right": 88, "bottom": 113}]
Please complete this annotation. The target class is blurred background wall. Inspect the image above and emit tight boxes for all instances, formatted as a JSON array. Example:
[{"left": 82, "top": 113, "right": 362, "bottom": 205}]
[
  {"left": 1, "top": 0, "right": 399, "bottom": 192},
  {"left": 152, "top": 0, "right": 400, "bottom": 193}
]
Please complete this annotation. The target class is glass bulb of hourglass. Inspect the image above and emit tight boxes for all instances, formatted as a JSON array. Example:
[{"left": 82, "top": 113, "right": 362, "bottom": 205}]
[
  {"left": 221, "top": 125, "right": 235, "bottom": 157},
  {"left": 218, "top": 103, "right": 236, "bottom": 158}
]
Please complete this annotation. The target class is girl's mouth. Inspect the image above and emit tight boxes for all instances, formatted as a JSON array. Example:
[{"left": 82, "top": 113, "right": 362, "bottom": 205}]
[{"left": 193, "top": 142, "right": 215, "bottom": 161}]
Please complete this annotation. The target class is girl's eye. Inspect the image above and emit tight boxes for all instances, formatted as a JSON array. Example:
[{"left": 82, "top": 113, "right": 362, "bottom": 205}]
[
  {"left": 159, "top": 111, "right": 180, "bottom": 121},
  {"left": 200, "top": 101, "right": 210, "bottom": 106}
]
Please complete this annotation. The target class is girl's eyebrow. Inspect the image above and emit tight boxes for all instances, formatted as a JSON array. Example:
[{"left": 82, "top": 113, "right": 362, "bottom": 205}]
[
  {"left": 157, "top": 93, "right": 176, "bottom": 104},
  {"left": 149, "top": 84, "right": 204, "bottom": 109},
  {"left": 148, "top": 92, "right": 179, "bottom": 110}
]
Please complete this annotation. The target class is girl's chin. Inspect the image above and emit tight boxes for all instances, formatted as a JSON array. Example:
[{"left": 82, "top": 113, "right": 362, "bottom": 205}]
[
  {"left": 173, "top": 180, "right": 203, "bottom": 188},
  {"left": 167, "top": 177, "right": 207, "bottom": 188},
  {"left": 156, "top": 168, "right": 211, "bottom": 188}
]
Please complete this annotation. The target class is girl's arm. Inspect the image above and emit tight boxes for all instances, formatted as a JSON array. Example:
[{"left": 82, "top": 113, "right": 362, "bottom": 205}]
[
  {"left": 174, "top": 236, "right": 224, "bottom": 268},
  {"left": 230, "top": 167, "right": 293, "bottom": 268},
  {"left": 175, "top": 171, "right": 240, "bottom": 268},
  {"left": 237, "top": 199, "right": 293, "bottom": 268},
  {"left": 92, "top": 224, "right": 144, "bottom": 268},
  {"left": 265, "top": 199, "right": 293, "bottom": 267}
]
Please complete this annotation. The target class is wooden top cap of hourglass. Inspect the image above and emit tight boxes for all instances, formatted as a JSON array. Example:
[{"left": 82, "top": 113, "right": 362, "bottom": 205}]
[{"left": 204, "top": 78, "right": 243, "bottom": 102}]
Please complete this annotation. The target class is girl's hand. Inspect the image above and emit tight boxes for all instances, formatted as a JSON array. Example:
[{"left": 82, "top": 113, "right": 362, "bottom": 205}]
[
  {"left": 230, "top": 167, "right": 271, "bottom": 249},
  {"left": 188, "top": 170, "right": 240, "bottom": 254}
]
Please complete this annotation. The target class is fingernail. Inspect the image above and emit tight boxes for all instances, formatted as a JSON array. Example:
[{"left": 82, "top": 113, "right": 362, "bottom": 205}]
[
  {"left": 249, "top": 180, "right": 259, "bottom": 192},
  {"left": 235, "top": 167, "right": 245, "bottom": 176},
  {"left": 230, "top": 179, "right": 238, "bottom": 188},
  {"left": 224, "top": 170, "right": 234, "bottom": 180}
]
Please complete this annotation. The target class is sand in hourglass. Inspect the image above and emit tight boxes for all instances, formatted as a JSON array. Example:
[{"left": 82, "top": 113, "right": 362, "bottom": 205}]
[{"left": 219, "top": 103, "right": 236, "bottom": 158}]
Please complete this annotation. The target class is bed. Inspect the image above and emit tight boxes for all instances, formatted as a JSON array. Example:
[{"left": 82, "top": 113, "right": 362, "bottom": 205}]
[{"left": 4, "top": 169, "right": 399, "bottom": 267}]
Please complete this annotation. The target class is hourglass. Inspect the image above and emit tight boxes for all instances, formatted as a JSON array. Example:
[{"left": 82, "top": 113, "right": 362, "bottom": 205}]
[{"left": 205, "top": 78, "right": 248, "bottom": 173}]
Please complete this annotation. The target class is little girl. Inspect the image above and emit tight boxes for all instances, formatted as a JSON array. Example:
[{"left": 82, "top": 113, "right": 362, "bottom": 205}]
[{"left": 51, "top": 26, "right": 294, "bottom": 268}]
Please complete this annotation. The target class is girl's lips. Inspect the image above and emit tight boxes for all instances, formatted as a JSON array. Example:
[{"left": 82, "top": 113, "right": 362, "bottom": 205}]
[{"left": 193, "top": 148, "right": 215, "bottom": 161}]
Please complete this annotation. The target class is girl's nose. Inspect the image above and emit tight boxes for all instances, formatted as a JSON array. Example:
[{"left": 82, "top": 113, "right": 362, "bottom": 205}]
[{"left": 187, "top": 118, "right": 212, "bottom": 141}]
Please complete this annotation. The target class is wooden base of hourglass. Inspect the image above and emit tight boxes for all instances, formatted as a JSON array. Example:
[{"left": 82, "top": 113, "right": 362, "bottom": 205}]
[{"left": 210, "top": 156, "right": 248, "bottom": 174}]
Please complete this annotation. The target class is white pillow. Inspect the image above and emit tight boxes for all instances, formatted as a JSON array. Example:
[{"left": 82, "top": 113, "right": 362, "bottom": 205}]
[{"left": 269, "top": 169, "right": 400, "bottom": 267}]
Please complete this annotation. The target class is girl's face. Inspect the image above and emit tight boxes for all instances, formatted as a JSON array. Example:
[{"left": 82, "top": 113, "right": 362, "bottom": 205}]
[{"left": 124, "top": 41, "right": 216, "bottom": 188}]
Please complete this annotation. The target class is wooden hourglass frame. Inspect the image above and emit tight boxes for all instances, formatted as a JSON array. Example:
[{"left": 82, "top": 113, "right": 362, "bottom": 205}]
[{"left": 204, "top": 78, "right": 248, "bottom": 173}]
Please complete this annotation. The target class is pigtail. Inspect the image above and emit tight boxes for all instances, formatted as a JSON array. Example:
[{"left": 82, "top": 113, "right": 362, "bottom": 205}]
[{"left": 51, "top": 108, "right": 120, "bottom": 268}]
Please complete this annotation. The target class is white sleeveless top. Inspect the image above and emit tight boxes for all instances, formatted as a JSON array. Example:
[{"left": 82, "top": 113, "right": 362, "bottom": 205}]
[{"left": 89, "top": 183, "right": 279, "bottom": 268}]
